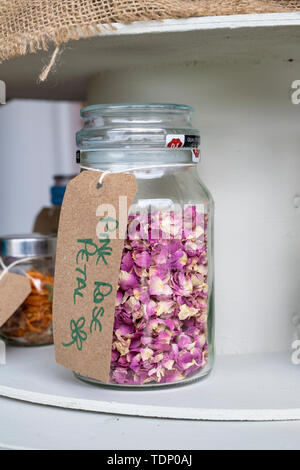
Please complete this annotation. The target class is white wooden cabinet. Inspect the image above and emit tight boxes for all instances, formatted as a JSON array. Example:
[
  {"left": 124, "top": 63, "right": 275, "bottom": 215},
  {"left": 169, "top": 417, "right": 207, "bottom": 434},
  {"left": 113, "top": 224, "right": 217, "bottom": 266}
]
[{"left": 1, "top": 13, "right": 300, "bottom": 448}]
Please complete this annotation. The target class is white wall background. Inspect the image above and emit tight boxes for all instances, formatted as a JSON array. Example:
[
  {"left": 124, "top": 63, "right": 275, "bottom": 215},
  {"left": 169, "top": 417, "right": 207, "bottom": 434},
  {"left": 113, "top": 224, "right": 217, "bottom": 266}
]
[
  {"left": 88, "top": 60, "right": 300, "bottom": 355},
  {"left": 0, "top": 100, "right": 81, "bottom": 235}
]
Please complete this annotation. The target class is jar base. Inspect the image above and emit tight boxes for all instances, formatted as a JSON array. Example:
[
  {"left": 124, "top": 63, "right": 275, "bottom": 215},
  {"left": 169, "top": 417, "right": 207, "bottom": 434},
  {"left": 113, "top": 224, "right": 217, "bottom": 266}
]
[{"left": 74, "top": 362, "right": 213, "bottom": 390}]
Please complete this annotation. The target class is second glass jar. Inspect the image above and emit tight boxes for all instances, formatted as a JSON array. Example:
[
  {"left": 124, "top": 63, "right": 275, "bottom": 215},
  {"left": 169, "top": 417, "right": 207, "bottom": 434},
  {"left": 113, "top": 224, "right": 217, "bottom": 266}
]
[{"left": 0, "top": 234, "right": 56, "bottom": 346}]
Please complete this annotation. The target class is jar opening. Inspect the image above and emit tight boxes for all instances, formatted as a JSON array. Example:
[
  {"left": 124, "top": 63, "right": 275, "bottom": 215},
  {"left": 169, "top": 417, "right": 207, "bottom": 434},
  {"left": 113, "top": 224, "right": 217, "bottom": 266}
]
[{"left": 80, "top": 103, "right": 194, "bottom": 118}]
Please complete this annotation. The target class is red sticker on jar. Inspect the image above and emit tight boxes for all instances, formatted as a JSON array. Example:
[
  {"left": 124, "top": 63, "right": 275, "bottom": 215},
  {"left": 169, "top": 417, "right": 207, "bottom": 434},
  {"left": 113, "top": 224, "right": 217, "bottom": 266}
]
[
  {"left": 166, "top": 134, "right": 200, "bottom": 150},
  {"left": 166, "top": 135, "right": 185, "bottom": 149}
]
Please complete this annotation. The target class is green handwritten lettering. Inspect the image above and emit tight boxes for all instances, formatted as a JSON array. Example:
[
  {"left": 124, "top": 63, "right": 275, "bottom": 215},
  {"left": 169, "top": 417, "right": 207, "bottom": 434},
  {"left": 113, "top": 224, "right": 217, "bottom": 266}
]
[
  {"left": 76, "top": 238, "right": 112, "bottom": 267},
  {"left": 101, "top": 217, "right": 119, "bottom": 233},
  {"left": 90, "top": 306, "right": 104, "bottom": 333},
  {"left": 73, "top": 265, "right": 87, "bottom": 305},
  {"left": 76, "top": 239, "right": 98, "bottom": 264},
  {"left": 96, "top": 238, "right": 113, "bottom": 266},
  {"left": 93, "top": 282, "right": 113, "bottom": 304}
]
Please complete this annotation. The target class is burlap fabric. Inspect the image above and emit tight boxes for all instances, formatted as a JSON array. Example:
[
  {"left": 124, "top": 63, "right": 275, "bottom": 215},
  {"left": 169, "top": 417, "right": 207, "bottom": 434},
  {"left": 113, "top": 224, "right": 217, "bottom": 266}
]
[{"left": 0, "top": 0, "right": 299, "bottom": 61}]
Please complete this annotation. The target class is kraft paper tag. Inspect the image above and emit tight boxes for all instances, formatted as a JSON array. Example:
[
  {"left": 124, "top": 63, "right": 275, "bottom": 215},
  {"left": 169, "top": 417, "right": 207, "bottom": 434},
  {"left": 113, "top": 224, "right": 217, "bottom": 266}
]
[
  {"left": 53, "top": 171, "right": 137, "bottom": 383},
  {"left": 33, "top": 206, "right": 61, "bottom": 235},
  {"left": 0, "top": 272, "right": 31, "bottom": 327}
]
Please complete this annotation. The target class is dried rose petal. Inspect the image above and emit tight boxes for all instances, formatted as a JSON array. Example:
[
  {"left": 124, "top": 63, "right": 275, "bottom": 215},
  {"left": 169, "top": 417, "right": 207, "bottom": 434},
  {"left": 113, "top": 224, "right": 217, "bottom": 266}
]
[
  {"left": 150, "top": 276, "right": 173, "bottom": 298},
  {"left": 118, "top": 270, "right": 139, "bottom": 290},
  {"left": 133, "top": 251, "right": 152, "bottom": 268},
  {"left": 121, "top": 252, "right": 134, "bottom": 272},
  {"left": 178, "top": 304, "right": 199, "bottom": 321}
]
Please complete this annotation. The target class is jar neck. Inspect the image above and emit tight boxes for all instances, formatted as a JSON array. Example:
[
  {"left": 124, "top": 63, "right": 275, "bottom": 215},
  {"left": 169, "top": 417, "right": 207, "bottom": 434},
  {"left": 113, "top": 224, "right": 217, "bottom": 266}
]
[{"left": 78, "top": 149, "right": 194, "bottom": 171}]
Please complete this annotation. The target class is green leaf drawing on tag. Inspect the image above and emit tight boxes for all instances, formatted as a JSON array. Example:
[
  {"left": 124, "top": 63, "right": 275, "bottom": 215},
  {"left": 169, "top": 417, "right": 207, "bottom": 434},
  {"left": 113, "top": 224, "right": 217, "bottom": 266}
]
[{"left": 62, "top": 317, "right": 87, "bottom": 351}]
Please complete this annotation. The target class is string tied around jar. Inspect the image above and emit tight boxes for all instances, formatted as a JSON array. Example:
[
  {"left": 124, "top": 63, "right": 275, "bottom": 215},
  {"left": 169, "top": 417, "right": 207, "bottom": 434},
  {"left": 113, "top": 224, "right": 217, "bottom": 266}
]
[{"left": 0, "top": 256, "right": 43, "bottom": 282}]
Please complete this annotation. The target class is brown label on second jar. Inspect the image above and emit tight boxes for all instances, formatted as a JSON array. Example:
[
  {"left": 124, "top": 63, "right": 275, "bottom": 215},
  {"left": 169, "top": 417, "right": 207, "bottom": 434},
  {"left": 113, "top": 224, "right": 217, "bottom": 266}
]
[
  {"left": 0, "top": 273, "right": 31, "bottom": 327},
  {"left": 53, "top": 171, "right": 137, "bottom": 383}
]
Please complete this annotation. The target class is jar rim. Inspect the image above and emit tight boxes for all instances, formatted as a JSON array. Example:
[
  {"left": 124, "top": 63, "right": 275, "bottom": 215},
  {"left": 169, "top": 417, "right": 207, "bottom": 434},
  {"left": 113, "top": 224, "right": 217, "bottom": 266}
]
[
  {"left": 0, "top": 233, "right": 57, "bottom": 258},
  {"left": 81, "top": 103, "right": 194, "bottom": 117}
]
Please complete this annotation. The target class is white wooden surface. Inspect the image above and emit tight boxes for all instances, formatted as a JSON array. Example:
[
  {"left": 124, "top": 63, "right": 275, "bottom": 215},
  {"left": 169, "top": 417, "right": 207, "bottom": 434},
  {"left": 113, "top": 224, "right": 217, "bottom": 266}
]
[
  {"left": 1, "top": 396, "right": 300, "bottom": 450},
  {"left": 2, "top": 396, "right": 300, "bottom": 450},
  {"left": 99, "top": 13, "right": 300, "bottom": 35},
  {"left": 1, "top": 13, "right": 300, "bottom": 100},
  {"left": 0, "top": 346, "right": 299, "bottom": 422}
]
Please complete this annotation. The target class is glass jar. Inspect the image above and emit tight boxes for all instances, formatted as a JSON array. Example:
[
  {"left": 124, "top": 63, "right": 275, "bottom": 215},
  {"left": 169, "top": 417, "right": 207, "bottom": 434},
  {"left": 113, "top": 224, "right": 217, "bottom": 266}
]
[
  {"left": 76, "top": 103, "right": 214, "bottom": 387},
  {"left": 0, "top": 234, "right": 57, "bottom": 346}
]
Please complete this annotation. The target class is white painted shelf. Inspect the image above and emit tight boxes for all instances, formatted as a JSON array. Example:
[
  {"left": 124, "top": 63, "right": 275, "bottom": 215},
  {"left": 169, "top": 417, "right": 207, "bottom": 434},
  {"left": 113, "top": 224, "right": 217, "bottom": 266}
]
[
  {"left": 0, "top": 345, "right": 299, "bottom": 422},
  {"left": 2, "top": 396, "right": 300, "bottom": 450},
  {"left": 1, "top": 13, "right": 300, "bottom": 100}
]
